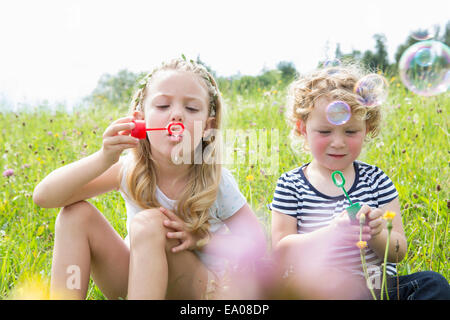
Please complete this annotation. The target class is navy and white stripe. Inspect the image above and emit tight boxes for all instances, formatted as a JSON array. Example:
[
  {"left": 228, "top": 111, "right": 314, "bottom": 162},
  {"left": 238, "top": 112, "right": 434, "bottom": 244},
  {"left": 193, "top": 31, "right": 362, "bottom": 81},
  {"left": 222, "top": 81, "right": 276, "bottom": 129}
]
[{"left": 270, "top": 161, "right": 399, "bottom": 276}]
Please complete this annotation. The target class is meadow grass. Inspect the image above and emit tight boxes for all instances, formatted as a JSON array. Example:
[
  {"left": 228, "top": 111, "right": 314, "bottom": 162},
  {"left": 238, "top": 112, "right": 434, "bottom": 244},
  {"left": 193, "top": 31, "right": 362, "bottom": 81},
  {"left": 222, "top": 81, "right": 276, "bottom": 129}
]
[{"left": 0, "top": 80, "right": 448, "bottom": 299}]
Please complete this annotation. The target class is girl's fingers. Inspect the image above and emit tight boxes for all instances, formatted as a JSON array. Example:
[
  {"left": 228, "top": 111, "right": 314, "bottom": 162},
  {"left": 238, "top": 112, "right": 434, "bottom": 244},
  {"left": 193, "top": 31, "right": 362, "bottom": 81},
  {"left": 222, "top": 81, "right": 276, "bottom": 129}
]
[
  {"left": 160, "top": 207, "right": 181, "bottom": 222},
  {"left": 368, "top": 218, "right": 382, "bottom": 229},
  {"left": 104, "top": 135, "right": 139, "bottom": 146},
  {"left": 171, "top": 241, "right": 189, "bottom": 253},
  {"left": 357, "top": 205, "right": 371, "bottom": 217},
  {"left": 111, "top": 116, "right": 135, "bottom": 124},
  {"left": 104, "top": 122, "right": 136, "bottom": 138},
  {"left": 167, "top": 231, "right": 186, "bottom": 240},
  {"left": 369, "top": 209, "right": 384, "bottom": 221},
  {"left": 163, "top": 219, "right": 183, "bottom": 231}
]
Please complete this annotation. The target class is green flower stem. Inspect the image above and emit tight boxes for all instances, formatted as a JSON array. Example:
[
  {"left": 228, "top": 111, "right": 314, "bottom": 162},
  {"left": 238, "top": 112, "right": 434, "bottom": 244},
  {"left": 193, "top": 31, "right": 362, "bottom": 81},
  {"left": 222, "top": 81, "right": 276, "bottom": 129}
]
[
  {"left": 359, "top": 214, "right": 377, "bottom": 300},
  {"left": 381, "top": 221, "right": 392, "bottom": 300}
]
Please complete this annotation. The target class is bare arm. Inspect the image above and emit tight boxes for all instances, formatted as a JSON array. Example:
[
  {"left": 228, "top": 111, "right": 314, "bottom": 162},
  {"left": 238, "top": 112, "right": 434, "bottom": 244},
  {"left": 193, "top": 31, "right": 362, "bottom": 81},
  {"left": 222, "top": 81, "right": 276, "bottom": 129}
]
[
  {"left": 271, "top": 209, "right": 335, "bottom": 253},
  {"left": 33, "top": 116, "right": 138, "bottom": 208},
  {"left": 271, "top": 210, "right": 298, "bottom": 249},
  {"left": 33, "top": 151, "right": 121, "bottom": 208},
  {"left": 271, "top": 209, "right": 372, "bottom": 255},
  {"left": 366, "top": 197, "right": 407, "bottom": 263}
]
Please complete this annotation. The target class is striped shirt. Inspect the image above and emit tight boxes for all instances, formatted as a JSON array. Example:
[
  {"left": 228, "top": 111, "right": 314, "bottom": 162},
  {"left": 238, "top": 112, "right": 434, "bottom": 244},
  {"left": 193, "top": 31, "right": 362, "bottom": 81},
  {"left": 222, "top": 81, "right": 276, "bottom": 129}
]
[{"left": 270, "top": 161, "right": 399, "bottom": 276}]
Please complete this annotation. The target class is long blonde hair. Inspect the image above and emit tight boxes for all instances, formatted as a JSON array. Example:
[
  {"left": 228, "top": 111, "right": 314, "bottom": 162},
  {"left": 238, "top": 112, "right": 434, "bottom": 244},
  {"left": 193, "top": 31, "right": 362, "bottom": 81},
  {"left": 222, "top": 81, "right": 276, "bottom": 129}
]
[{"left": 120, "top": 58, "right": 223, "bottom": 243}]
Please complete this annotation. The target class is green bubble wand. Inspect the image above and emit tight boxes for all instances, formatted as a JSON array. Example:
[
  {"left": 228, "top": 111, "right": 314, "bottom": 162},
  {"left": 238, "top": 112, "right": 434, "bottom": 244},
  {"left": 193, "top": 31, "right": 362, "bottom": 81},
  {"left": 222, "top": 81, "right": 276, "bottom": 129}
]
[{"left": 331, "top": 170, "right": 361, "bottom": 222}]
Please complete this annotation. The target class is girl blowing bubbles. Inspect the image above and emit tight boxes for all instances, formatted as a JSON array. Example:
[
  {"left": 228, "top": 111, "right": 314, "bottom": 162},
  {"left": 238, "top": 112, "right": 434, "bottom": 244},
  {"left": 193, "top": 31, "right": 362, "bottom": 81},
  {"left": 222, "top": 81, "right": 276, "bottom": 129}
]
[
  {"left": 269, "top": 64, "right": 449, "bottom": 299},
  {"left": 33, "top": 58, "right": 266, "bottom": 300}
]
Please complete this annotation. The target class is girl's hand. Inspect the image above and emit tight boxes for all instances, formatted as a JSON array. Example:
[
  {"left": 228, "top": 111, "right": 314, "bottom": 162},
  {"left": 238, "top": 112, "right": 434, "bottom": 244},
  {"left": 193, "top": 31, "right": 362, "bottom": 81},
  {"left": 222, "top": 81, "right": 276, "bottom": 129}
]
[
  {"left": 159, "top": 207, "right": 202, "bottom": 253},
  {"left": 100, "top": 116, "right": 139, "bottom": 166},
  {"left": 329, "top": 209, "right": 371, "bottom": 246},
  {"left": 365, "top": 207, "right": 385, "bottom": 238}
]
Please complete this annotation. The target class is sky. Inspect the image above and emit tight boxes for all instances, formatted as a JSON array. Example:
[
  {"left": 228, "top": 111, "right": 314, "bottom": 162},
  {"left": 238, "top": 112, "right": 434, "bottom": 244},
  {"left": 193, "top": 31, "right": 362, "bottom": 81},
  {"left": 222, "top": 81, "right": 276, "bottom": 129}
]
[{"left": 0, "top": 0, "right": 449, "bottom": 110}]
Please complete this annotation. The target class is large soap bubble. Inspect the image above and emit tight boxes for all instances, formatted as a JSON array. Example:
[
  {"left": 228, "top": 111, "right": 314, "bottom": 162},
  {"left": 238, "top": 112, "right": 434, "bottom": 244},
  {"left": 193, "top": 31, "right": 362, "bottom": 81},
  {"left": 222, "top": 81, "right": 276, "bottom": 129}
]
[
  {"left": 399, "top": 40, "right": 449, "bottom": 96},
  {"left": 354, "top": 74, "right": 389, "bottom": 106}
]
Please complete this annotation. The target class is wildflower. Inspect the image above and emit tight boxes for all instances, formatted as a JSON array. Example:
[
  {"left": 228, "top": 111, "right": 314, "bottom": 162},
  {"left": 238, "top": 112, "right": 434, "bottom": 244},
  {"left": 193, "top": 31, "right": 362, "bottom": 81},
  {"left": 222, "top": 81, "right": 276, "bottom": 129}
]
[
  {"left": 382, "top": 211, "right": 396, "bottom": 221},
  {"left": 359, "top": 213, "right": 366, "bottom": 225},
  {"left": 3, "top": 169, "right": 14, "bottom": 177},
  {"left": 246, "top": 175, "right": 254, "bottom": 182},
  {"left": 356, "top": 241, "right": 367, "bottom": 249}
]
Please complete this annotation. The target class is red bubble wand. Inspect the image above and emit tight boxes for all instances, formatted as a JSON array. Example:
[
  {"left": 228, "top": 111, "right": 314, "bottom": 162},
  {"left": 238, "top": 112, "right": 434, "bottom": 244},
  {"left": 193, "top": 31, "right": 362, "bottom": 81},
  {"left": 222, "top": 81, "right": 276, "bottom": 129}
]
[{"left": 131, "top": 120, "right": 185, "bottom": 139}]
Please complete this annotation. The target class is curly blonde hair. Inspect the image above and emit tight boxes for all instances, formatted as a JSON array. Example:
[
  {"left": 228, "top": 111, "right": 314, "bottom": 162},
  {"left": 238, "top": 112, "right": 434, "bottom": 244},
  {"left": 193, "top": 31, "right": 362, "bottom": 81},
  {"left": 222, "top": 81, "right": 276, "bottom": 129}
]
[
  {"left": 120, "top": 58, "right": 223, "bottom": 244},
  {"left": 286, "top": 63, "right": 384, "bottom": 152}
]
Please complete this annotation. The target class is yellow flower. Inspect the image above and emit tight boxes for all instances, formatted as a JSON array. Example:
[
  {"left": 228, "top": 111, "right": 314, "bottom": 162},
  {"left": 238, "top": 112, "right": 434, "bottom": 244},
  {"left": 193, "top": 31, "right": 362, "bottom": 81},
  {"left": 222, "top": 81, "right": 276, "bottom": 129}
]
[
  {"left": 54, "top": 133, "right": 59, "bottom": 137},
  {"left": 272, "top": 90, "right": 278, "bottom": 94},
  {"left": 382, "top": 210, "right": 396, "bottom": 221},
  {"left": 246, "top": 175, "right": 254, "bottom": 182},
  {"left": 9, "top": 275, "right": 50, "bottom": 300},
  {"left": 356, "top": 241, "right": 367, "bottom": 249}
]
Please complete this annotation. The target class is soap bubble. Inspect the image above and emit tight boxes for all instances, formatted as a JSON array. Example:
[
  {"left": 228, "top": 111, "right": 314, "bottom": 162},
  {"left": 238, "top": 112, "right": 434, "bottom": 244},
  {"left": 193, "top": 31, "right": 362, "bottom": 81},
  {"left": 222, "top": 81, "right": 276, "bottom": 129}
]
[
  {"left": 354, "top": 74, "right": 389, "bottom": 106},
  {"left": 414, "top": 47, "right": 435, "bottom": 67},
  {"left": 323, "top": 58, "right": 341, "bottom": 67},
  {"left": 411, "top": 26, "right": 437, "bottom": 41},
  {"left": 326, "top": 101, "right": 351, "bottom": 125},
  {"left": 399, "top": 40, "right": 449, "bottom": 96}
]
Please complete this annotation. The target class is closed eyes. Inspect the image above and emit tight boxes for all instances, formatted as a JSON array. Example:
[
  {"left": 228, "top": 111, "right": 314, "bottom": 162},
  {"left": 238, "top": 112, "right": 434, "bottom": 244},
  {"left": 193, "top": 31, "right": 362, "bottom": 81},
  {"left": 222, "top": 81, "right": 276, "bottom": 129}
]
[{"left": 156, "top": 105, "right": 199, "bottom": 112}]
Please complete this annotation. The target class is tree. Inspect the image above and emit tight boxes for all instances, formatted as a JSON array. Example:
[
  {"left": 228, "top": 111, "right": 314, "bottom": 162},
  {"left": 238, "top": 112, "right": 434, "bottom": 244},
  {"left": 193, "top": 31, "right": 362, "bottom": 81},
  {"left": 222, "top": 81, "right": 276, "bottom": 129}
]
[
  {"left": 439, "top": 21, "right": 450, "bottom": 46},
  {"left": 90, "top": 69, "right": 142, "bottom": 107},
  {"left": 373, "top": 34, "right": 389, "bottom": 71},
  {"left": 360, "top": 34, "right": 390, "bottom": 72},
  {"left": 276, "top": 61, "right": 297, "bottom": 83}
]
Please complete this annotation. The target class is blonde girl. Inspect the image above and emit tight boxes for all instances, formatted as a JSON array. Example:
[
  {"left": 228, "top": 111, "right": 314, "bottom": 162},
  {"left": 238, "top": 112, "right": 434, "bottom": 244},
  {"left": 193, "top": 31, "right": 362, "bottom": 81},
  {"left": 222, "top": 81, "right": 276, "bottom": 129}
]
[{"left": 34, "top": 58, "right": 266, "bottom": 300}]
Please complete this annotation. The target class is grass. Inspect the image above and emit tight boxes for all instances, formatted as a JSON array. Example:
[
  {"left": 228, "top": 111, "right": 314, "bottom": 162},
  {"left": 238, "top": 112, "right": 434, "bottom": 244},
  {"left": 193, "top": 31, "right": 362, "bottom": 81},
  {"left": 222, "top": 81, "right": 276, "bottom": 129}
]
[{"left": 0, "top": 79, "right": 448, "bottom": 299}]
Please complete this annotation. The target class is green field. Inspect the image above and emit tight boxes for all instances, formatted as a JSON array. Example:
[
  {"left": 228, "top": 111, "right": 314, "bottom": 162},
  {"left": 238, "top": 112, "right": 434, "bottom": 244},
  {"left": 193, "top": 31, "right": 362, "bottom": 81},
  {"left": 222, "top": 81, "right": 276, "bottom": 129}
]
[{"left": 0, "top": 78, "right": 448, "bottom": 299}]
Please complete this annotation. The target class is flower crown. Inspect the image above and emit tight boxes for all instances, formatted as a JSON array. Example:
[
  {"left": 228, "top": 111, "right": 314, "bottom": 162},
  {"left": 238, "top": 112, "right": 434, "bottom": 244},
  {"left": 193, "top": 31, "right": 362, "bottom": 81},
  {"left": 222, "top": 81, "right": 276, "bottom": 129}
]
[{"left": 134, "top": 55, "right": 218, "bottom": 117}]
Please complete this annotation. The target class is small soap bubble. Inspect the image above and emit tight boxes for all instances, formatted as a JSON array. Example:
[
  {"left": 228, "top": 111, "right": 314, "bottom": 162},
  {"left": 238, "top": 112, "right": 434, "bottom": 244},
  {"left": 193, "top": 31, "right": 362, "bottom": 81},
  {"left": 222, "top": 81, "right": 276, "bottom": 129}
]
[
  {"left": 326, "top": 101, "right": 351, "bottom": 125},
  {"left": 399, "top": 40, "right": 449, "bottom": 96},
  {"left": 354, "top": 74, "right": 389, "bottom": 106},
  {"left": 323, "top": 58, "right": 341, "bottom": 67},
  {"left": 414, "top": 47, "right": 435, "bottom": 67}
]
